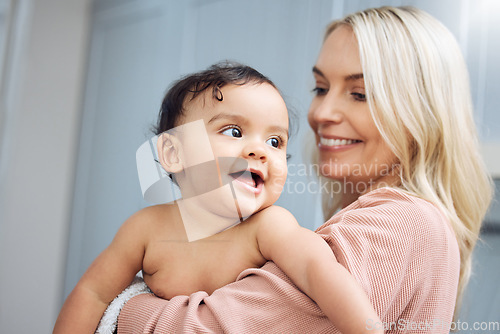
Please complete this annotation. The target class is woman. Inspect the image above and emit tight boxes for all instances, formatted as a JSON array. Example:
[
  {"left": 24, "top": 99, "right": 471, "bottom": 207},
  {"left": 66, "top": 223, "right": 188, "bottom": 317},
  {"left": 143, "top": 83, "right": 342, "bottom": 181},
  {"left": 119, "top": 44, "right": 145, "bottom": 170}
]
[{"left": 116, "top": 6, "right": 492, "bottom": 333}]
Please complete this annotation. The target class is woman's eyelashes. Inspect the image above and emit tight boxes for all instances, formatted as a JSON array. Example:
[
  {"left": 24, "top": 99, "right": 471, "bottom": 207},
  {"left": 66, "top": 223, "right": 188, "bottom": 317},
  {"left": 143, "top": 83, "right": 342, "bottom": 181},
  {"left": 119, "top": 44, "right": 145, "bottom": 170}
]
[
  {"left": 312, "top": 87, "right": 328, "bottom": 96},
  {"left": 220, "top": 125, "right": 285, "bottom": 149},
  {"left": 351, "top": 92, "right": 366, "bottom": 102},
  {"left": 312, "top": 83, "right": 366, "bottom": 102}
]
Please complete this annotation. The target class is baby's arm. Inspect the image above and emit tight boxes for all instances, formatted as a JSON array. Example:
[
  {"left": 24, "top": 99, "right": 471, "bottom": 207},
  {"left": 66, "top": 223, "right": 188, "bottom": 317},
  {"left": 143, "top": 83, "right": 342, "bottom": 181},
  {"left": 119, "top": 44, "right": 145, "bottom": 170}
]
[
  {"left": 255, "top": 206, "right": 383, "bottom": 334},
  {"left": 53, "top": 209, "right": 149, "bottom": 334}
]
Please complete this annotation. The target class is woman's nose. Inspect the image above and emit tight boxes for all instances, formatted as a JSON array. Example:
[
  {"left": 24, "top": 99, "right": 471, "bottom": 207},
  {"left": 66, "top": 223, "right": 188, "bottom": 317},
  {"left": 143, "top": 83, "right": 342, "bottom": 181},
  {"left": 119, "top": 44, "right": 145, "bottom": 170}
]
[
  {"left": 243, "top": 142, "right": 267, "bottom": 162},
  {"left": 308, "top": 95, "right": 344, "bottom": 126}
]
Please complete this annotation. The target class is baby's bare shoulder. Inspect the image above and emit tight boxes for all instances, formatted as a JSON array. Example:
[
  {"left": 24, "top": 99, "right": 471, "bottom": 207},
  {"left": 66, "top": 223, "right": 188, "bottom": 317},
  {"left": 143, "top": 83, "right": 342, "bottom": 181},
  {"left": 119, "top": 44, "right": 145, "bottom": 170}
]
[
  {"left": 123, "top": 203, "right": 181, "bottom": 235},
  {"left": 250, "top": 205, "right": 299, "bottom": 229},
  {"left": 133, "top": 203, "right": 178, "bottom": 219}
]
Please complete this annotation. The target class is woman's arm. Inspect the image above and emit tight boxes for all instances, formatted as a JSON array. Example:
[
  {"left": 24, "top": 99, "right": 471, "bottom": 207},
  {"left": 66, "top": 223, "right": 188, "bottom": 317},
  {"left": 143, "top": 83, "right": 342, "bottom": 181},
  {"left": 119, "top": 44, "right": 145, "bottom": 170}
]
[
  {"left": 116, "top": 209, "right": 340, "bottom": 333},
  {"left": 116, "top": 207, "right": 379, "bottom": 334},
  {"left": 53, "top": 210, "right": 148, "bottom": 334},
  {"left": 118, "top": 261, "right": 338, "bottom": 333},
  {"left": 255, "top": 206, "right": 382, "bottom": 334},
  {"left": 117, "top": 191, "right": 458, "bottom": 333}
]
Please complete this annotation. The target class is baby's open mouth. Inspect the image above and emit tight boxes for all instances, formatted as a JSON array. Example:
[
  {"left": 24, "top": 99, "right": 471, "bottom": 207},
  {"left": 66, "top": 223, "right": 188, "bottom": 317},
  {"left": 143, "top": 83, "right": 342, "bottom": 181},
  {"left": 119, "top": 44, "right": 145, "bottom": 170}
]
[{"left": 229, "top": 170, "right": 263, "bottom": 189}]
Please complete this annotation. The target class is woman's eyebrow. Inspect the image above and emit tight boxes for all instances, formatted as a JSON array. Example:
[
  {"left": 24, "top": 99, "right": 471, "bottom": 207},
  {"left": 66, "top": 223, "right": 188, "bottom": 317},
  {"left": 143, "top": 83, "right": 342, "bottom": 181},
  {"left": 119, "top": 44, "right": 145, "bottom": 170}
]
[
  {"left": 312, "top": 66, "right": 325, "bottom": 78},
  {"left": 345, "top": 73, "right": 364, "bottom": 81},
  {"left": 313, "top": 67, "right": 364, "bottom": 82}
]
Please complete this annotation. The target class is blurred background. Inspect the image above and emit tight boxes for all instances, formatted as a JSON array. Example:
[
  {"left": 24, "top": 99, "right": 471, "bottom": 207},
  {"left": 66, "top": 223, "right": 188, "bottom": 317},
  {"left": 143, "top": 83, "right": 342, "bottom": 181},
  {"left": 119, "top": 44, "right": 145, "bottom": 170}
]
[{"left": 0, "top": 0, "right": 498, "bottom": 332}]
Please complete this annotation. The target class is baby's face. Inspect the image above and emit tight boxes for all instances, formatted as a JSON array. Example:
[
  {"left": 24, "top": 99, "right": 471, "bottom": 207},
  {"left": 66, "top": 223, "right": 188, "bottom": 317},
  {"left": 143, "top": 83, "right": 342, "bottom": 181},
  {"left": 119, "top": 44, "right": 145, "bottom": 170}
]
[{"left": 176, "top": 83, "right": 289, "bottom": 218}]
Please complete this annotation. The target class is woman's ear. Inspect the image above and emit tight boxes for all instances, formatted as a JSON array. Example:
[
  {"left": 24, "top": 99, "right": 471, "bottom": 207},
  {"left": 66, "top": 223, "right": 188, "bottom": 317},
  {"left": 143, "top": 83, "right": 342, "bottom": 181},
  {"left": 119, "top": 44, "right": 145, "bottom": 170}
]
[{"left": 157, "top": 133, "right": 183, "bottom": 173}]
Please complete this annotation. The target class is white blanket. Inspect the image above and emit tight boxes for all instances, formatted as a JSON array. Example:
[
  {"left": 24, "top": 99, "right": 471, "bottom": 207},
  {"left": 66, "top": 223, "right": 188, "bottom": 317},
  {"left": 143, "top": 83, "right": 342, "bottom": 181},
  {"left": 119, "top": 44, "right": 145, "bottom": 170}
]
[{"left": 95, "top": 273, "right": 152, "bottom": 334}]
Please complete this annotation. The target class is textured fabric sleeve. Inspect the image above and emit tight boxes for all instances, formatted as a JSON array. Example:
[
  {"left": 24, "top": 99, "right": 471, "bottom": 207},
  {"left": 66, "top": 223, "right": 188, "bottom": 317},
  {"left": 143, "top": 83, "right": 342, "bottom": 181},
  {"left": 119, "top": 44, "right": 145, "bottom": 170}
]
[
  {"left": 317, "top": 188, "right": 460, "bottom": 333},
  {"left": 118, "top": 262, "right": 337, "bottom": 333},
  {"left": 117, "top": 188, "right": 459, "bottom": 333}
]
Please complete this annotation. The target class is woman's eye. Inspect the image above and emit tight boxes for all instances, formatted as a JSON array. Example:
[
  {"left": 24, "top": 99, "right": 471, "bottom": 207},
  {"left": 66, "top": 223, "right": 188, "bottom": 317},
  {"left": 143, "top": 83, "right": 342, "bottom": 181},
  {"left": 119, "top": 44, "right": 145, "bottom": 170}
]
[
  {"left": 221, "top": 127, "right": 242, "bottom": 138},
  {"left": 312, "top": 87, "right": 328, "bottom": 96},
  {"left": 266, "top": 137, "right": 280, "bottom": 148},
  {"left": 352, "top": 92, "right": 366, "bottom": 102}
]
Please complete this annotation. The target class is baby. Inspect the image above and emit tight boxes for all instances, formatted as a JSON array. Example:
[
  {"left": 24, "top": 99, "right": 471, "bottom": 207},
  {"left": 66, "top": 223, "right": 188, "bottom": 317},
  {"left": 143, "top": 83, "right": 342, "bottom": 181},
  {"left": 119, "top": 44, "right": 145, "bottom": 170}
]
[{"left": 54, "top": 62, "right": 382, "bottom": 334}]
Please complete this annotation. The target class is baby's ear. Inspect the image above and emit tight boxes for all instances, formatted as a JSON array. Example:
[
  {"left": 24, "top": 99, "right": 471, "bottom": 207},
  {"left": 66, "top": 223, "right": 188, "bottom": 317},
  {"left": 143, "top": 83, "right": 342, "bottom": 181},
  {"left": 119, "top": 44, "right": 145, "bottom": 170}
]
[{"left": 157, "top": 133, "right": 183, "bottom": 173}]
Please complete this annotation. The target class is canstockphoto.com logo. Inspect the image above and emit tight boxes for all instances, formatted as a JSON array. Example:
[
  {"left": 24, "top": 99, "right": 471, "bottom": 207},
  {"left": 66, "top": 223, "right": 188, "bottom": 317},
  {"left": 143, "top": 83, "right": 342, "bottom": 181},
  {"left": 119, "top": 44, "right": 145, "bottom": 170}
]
[{"left": 366, "top": 318, "right": 500, "bottom": 332}]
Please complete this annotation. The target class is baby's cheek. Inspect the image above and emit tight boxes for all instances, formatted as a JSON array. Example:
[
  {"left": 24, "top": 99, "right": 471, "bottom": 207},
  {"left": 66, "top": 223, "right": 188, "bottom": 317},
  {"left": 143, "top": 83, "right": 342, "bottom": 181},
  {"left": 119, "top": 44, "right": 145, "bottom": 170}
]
[
  {"left": 273, "top": 157, "right": 288, "bottom": 176},
  {"left": 272, "top": 167, "right": 288, "bottom": 193}
]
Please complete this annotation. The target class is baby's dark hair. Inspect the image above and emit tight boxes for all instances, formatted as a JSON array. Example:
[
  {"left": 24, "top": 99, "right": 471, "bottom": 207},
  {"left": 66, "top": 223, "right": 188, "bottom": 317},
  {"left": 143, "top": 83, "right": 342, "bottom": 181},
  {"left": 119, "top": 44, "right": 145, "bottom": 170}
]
[{"left": 154, "top": 61, "right": 278, "bottom": 135}]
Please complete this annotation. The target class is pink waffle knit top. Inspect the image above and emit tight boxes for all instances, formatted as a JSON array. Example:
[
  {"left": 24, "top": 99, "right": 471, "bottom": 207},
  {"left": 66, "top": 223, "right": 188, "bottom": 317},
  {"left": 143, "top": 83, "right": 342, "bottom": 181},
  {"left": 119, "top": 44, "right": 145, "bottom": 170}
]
[{"left": 118, "top": 187, "right": 460, "bottom": 333}]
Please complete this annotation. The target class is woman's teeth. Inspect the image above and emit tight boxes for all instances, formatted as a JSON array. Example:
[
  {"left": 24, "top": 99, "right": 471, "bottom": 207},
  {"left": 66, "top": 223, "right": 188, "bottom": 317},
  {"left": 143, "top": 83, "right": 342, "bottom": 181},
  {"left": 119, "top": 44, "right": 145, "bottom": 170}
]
[{"left": 320, "top": 137, "right": 360, "bottom": 146}]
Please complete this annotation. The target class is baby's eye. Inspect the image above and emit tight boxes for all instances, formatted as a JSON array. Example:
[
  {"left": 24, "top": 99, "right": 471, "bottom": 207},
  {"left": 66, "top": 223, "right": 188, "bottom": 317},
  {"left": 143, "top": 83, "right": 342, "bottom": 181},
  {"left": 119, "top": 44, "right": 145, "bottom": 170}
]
[
  {"left": 266, "top": 137, "right": 281, "bottom": 148},
  {"left": 221, "top": 127, "right": 242, "bottom": 138}
]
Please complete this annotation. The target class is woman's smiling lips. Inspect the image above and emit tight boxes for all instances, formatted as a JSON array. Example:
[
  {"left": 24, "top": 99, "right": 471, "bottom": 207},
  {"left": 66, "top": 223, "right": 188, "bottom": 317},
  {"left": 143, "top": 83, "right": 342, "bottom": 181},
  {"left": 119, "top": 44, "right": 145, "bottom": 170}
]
[{"left": 318, "top": 135, "right": 362, "bottom": 151}]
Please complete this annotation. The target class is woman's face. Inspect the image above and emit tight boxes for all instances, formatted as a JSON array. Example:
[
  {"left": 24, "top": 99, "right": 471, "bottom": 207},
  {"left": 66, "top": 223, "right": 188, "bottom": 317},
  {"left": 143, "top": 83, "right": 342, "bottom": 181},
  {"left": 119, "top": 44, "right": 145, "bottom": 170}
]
[{"left": 308, "top": 25, "right": 398, "bottom": 194}]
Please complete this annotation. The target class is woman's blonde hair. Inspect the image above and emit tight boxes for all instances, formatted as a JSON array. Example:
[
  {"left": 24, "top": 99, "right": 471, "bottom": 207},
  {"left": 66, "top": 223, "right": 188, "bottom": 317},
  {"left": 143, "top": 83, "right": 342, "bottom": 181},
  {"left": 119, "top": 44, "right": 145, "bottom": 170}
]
[{"left": 320, "top": 6, "right": 493, "bottom": 319}]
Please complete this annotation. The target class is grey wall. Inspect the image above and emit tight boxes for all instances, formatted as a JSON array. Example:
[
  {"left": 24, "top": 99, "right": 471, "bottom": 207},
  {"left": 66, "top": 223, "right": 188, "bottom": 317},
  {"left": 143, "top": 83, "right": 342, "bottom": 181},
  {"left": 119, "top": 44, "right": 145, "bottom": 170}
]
[{"left": 0, "top": 0, "right": 91, "bottom": 332}]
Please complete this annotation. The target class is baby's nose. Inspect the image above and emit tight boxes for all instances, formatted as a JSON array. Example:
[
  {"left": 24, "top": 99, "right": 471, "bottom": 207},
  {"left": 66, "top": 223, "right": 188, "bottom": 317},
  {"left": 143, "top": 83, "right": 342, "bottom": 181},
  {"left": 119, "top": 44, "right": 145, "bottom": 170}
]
[{"left": 244, "top": 144, "right": 267, "bottom": 162}]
